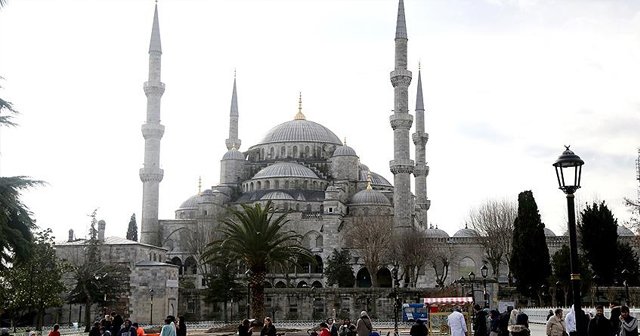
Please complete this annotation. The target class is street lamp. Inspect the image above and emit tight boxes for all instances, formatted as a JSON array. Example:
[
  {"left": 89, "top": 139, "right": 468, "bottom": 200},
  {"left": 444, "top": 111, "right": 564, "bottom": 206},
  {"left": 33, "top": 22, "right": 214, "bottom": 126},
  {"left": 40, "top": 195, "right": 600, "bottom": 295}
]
[
  {"left": 553, "top": 146, "right": 585, "bottom": 336},
  {"left": 391, "top": 263, "right": 400, "bottom": 336},
  {"left": 622, "top": 269, "right": 630, "bottom": 307},
  {"left": 458, "top": 276, "right": 466, "bottom": 297},
  {"left": 245, "top": 269, "right": 253, "bottom": 319},
  {"left": 469, "top": 271, "right": 476, "bottom": 309},
  {"left": 592, "top": 274, "right": 600, "bottom": 306},
  {"left": 481, "top": 265, "right": 489, "bottom": 308},
  {"left": 149, "top": 289, "right": 154, "bottom": 325}
]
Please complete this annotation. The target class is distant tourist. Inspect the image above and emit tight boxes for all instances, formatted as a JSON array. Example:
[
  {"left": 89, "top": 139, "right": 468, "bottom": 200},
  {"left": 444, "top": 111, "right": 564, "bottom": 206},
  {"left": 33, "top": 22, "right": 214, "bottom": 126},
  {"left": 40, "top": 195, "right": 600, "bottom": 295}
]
[
  {"left": 619, "top": 306, "right": 638, "bottom": 336},
  {"left": 177, "top": 316, "right": 186, "bottom": 336},
  {"left": 507, "top": 312, "right": 530, "bottom": 336},
  {"left": 546, "top": 308, "right": 566, "bottom": 336},
  {"left": 356, "top": 311, "right": 373, "bottom": 336},
  {"left": 566, "top": 306, "right": 577, "bottom": 336},
  {"left": 238, "top": 319, "right": 252, "bottom": 336},
  {"left": 261, "top": 317, "right": 276, "bottom": 336},
  {"left": 117, "top": 320, "right": 136, "bottom": 336},
  {"left": 588, "top": 305, "right": 611, "bottom": 336},
  {"left": 327, "top": 318, "right": 338, "bottom": 336},
  {"left": 409, "top": 318, "right": 428, "bottom": 336},
  {"left": 48, "top": 324, "right": 61, "bottom": 336},
  {"left": 473, "top": 304, "right": 488, "bottom": 336},
  {"left": 132, "top": 323, "right": 144, "bottom": 336},
  {"left": 447, "top": 306, "right": 467, "bottom": 336},
  {"left": 160, "top": 318, "right": 176, "bottom": 336},
  {"left": 319, "top": 322, "right": 331, "bottom": 336}
]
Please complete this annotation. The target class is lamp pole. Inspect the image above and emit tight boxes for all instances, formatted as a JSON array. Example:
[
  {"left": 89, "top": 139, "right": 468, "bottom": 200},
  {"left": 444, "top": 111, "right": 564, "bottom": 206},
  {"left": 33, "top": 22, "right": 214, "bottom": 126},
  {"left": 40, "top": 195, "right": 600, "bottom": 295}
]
[
  {"left": 553, "top": 146, "right": 585, "bottom": 336},
  {"left": 391, "top": 264, "right": 399, "bottom": 336},
  {"left": 149, "top": 289, "right": 154, "bottom": 325},
  {"left": 622, "top": 269, "right": 630, "bottom": 307},
  {"left": 245, "top": 269, "right": 253, "bottom": 319},
  {"left": 458, "top": 276, "right": 466, "bottom": 297},
  {"left": 481, "top": 265, "right": 489, "bottom": 308},
  {"left": 592, "top": 274, "right": 600, "bottom": 306}
]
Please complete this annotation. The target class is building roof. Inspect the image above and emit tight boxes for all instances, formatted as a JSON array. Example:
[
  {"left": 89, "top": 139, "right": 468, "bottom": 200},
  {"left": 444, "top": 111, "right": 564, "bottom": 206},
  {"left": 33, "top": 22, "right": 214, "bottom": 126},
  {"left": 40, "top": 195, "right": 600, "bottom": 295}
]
[
  {"left": 261, "top": 191, "right": 294, "bottom": 200},
  {"left": 425, "top": 226, "right": 450, "bottom": 238},
  {"left": 57, "top": 236, "right": 164, "bottom": 249},
  {"left": 359, "top": 170, "right": 392, "bottom": 186},
  {"left": 333, "top": 145, "right": 357, "bottom": 157},
  {"left": 618, "top": 225, "right": 635, "bottom": 237},
  {"left": 257, "top": 119, "right": 342, "bottom": 145},
  {"left": 453, "top": 227, "right": 478, "bottom": 238},
  {"left": 544, "top": 227, "right": 556, "bottom": 237},
  {"left": 253, "top": 162, "right": 319, "bottom": 179},
  {"left": 178, "top": 193, "right": 200, "bottom": 210},
  {"left": 350, "top": 189, "right": 391, "bottom": 206},
  {"left": 222, "top": 148, "right": 245, "bottom": 160}
]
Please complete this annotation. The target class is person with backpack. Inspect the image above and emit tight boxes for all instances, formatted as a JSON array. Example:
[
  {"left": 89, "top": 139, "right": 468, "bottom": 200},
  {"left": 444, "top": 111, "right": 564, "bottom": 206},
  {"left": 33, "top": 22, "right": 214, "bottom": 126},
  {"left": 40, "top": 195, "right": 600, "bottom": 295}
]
[{"left": 356, "top": 311, "right": 373, "bottom": 336}]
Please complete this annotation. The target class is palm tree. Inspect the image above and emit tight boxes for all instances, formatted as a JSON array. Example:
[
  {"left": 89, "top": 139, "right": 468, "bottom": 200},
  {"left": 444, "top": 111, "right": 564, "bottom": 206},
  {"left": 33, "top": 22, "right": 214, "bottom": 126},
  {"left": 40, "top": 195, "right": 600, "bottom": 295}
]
[{"left": 203, "top": 201, "right": 313, "bottom": 320}]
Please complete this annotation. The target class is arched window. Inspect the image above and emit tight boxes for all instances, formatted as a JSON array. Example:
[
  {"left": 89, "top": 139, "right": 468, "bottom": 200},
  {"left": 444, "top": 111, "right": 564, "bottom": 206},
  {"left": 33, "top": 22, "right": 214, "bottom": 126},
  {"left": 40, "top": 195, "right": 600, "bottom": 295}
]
[
  {"left": 312, "top": 281, "right": 323, "bottom": 288},
  {"left": 293, "top": 146, "right": 298, "bottom": 158},
  {"left": 315, "top": 235, "right": 323, "bottom": 248},
  {"left": 184, "top": 256, "right": 198, "bottom": 275},
  {"left": 269, "top": 147, "right": 274, "bottom": 159},
  {"left": 356, "top": 268, "right": 372, "bottom": 288},
  {"left": 305, "top": 146, "right": 310, "bottom": 158},
  {"left": 265, "top": 180, "right": 271, "bottom": 189},
  {"left": 376, "top": 268, "right": 392, "bottom": 288},
  {"left": 250, "top": 182, "right": 254, "bottom": 192},
  {"left": 306, "top": 204, "right": 312, "bottom": 212},
  {"left": 459, "top": 257, "right": 476, "bottom": 278},
  {"left": 303, "top": 180, "right": 308, "bottom": 189},
  {"left": 285, "top": 181, "right": 289, "bottom": 189},
  {"left": 170, "top": 257, "right": 183, "bottom": 275},
  {"left": 296, "top": 203, "right": 300, "bottom": 211},
  {"left": 257, "top": 181, "right": 262, "bottom": 190},
  {"left": 313, "top": 255, "right": 324, "bottom": 273},
  {"left": 275, "top": 281, "right": 287, "bottom": 288},
  {"left": 280, "top": 146, "right": 286, "bottom": 158},
  {"left": 261, "top": 148, "right": 265, "bottom": 160},
  {"left": 297, "top": 281, "right": 308, "bottom": 288},
  {"left": 264, "top": 282, "right": 273, "bottom": 288}
]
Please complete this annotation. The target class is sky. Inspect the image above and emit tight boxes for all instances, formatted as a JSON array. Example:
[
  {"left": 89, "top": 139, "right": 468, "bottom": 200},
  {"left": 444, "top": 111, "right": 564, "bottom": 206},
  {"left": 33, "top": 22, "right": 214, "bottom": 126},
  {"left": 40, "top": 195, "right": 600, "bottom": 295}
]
[{"left": 1, "top": 0, "right": 640, "bottom": 242}]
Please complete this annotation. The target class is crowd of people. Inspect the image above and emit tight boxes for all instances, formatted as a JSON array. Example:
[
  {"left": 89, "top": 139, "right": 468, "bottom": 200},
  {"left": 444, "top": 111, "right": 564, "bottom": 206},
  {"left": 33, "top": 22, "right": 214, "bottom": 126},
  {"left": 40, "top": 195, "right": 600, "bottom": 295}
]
[
  {"left": 46, "top": 311, "right": 187, "bottom": 336},
  {"left": 545, "top": 304, "right": 638, "bottom": 336}
]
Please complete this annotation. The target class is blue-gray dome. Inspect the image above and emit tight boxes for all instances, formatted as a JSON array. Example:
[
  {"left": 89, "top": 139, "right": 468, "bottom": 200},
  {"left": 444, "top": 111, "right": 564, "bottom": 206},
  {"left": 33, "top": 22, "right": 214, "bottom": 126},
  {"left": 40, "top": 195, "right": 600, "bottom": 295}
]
[
  {"left": 253, "top": 162, "right": 319, "bottom": 179},
  {"left": 222, "top": 148, "right": 244, "bottom": 160},
  {"left": 333, "top": 145, "right": 357, "bottom": 157},
  {"left": 359, "top": 163, "right": 370, "bottom": 171},
  {"left": 618, "top": 225, "right": 635, "bottom": 237},
  {"left": 425, "top": 227, "right": 450, "bottom": 238},
  {"left": 350, "top": 189, "right": 391, "bottom": 205},
  {"left": 453, "top": 228, "right": 478, "bottom": 238},
  {"left": 359, "top": 170, "right": 392, "bottom": 186},
  {"left": 178, "top": 194, "right": 200, "bottom": 210},
  {"left": 261, "top": 191, "right": 294, "bottom": 200},
  {"left": 544, "top": 227, "right": 556, "bottom": 237},
  {"left": 258, "top": 119, "right": 342, "bottom": 145}
]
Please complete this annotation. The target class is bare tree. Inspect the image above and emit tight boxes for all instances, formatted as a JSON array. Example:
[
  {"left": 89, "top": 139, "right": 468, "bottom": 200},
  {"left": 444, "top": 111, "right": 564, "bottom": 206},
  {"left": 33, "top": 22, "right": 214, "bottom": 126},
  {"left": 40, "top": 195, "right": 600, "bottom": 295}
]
[
  {"left": 390, "top": 229, "right": 429, "bottom": 287},
  {"left": 424, "top": 239, "right": 456, "bottom": 287},
  {"left": 344, "top": 215, "right": 393, "bottom": 287},
  {"left": 466, "top": 199, "right": 516, "bottom": 282}
]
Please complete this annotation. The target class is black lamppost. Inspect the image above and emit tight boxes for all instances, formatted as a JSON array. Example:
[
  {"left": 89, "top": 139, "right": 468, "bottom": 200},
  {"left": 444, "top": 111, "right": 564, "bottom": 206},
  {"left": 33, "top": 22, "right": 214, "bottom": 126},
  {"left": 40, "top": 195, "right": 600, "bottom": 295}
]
[
  {"left": 469, "top": 271, "right": 476, "bottom": 310},
  {"left": 553, "top": 146, "right": 585, "bottom": 336},
  {"left": 481, "top": 265, "right": 489, "bottom": 308},
  {"left": 149, "top": 289, "right": 154, "bottom": 325},
  {"left": 458, "top": 276, "right": 466, "bottom": 297},
  {"left": 593, "top": 274, "right": 600, "bottom": 306},
  {"left": 245, "top": 269, "right": 253, "bottom": 319},
  {"left": 622, "top": 269, "right": 630, "bottom": 306},
  {"left": 391, "top": 264, "right": 400, "bottom": 336}
]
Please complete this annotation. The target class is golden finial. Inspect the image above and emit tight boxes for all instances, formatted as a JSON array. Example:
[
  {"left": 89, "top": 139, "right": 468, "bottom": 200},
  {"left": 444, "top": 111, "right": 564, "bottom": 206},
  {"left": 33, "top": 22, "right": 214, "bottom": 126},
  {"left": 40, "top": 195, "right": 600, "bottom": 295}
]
[
  {"left": 198, "top": 176, "right": 202, "bottom": 194},
  {"left": 294, "top": 92, "right": 306, "bottom": 120},
  {"left": 366, "top": 172, "right": 372, "bottom": 190}
]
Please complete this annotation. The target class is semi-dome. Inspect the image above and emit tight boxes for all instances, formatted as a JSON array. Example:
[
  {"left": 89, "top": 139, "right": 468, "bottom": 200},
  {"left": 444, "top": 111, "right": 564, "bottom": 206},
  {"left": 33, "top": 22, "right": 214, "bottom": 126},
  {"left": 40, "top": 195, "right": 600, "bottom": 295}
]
[
  {"left": 359, "top": 163, "right": 370, "bottom": 171},
  {"left": 425, "top": 226, "right": 449, "bottom": 238},
  {"left": 350, "top": 189, "right": 391, "bottom": 205},
  {"left": 618, "top": 225, "right": 635, "bottom": 237},
  {"left": 222, "top": 148, "right": 244, "bottom": 160},
  {"left": 178, "top": 193, "right": 201, "bottom": 210},
  {"left": 253, "top": 162, "right": 319, "bottom": 179},
  {"left": 261, "top": 191, "right": 294, "bottom": 200},
  {"left": 544, "top": 227, "right": 556, "bottom": 237},
  {"left": 333, "top": 145, "right": 357, "bottom": 157},
  {"left": 453, "top": 227, "right": 478, "bottom": 238},
  {"left": 359, "top": 170, "right": 392, "bottom": 186},
  {"left": 258, "top": 119, "right": 342, "bottom": 145}
]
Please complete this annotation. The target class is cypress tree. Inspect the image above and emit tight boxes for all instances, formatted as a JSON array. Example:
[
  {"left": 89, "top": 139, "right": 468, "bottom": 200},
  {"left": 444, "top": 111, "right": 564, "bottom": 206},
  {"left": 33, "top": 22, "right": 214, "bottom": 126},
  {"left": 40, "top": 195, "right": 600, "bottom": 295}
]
[
  {"left": 578, "top": 201, "right": 618, "bottom": 285},
  {"left": 510, "top": 190, "right": 551, "bottom": 298},
  {"left": 126, "top": 213, "right": 138, "bottom": 241}
]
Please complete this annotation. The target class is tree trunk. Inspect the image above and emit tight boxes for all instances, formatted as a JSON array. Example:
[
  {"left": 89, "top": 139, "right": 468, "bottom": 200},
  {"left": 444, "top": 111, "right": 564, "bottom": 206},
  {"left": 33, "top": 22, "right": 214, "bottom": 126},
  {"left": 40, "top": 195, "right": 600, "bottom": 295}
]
[
  {"left": 251, "top": 271, "right": 266, "bottom": 320},
  {"left": 84, "top": 300, "right": 91, "bottom": 332},
  {"left": 224, "top": 301, "right": 228, "bottom": 323}
]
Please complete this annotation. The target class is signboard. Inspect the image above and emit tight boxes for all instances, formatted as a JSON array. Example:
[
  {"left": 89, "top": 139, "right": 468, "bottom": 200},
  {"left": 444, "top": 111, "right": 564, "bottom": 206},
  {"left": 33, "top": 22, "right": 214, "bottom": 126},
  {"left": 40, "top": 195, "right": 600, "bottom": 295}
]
[{"left": 166, "top": 279, "right": 179, "bottom": 288}]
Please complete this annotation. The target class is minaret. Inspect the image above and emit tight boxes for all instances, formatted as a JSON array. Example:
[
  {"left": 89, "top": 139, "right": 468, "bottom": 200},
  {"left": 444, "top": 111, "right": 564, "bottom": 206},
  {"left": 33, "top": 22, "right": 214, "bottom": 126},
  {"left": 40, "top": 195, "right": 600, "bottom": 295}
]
[
  {"left": 413, "top": 64, "right": 430, "bottom": 228},
  {"left": 225, "top": 72, "right": 241, "bottom": 150},
  {"left": 140, "top": 4, "right": 165, "bottom": 247},
  {"left": 389, "top": 0, "right": 414, "bottom": 231}
]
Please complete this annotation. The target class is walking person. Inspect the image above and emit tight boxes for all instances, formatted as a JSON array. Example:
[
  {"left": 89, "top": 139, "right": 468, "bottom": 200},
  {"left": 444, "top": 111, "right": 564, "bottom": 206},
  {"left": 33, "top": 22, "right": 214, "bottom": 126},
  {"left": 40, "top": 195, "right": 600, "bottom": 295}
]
[
  {"left": 356, "top": 311, "right": 373, "bottom": 336},
  {"left": 588, "top": 305, "right": 611, "bottom": 336},
  {"left": 176, "top": 316, "right": 186, "bottom": 336},
  {"left": 546, "top": 309, "right": 566, "bottom": 336},
  {"left": 48, "top": 324, "right": 61, "bottom": 336},
  {"left": 409, "top": 319, "right": 428, "bottom": 336},
  {"left": 473, "top": 304, "right": 488, "bottom": 336},
  {"left": 338, "top": 319, "right": 355, "bottom": 336},
  {"left": 238, "top": 319, "right": 253, "bottom": 336},
  {"left": 507, "top": 312, "right": 530, "bottom": 336},
  {"left": 319, "top": 322, "right": 331, "bottom": 336},
  {"left": 160, "top": 319, "right": 176, "bottom": 336},
  {"left": 566, "top": 306, "right": 577, "bottom": 336},
  {"left": 489, "top": 310, "right": 500, "bottom": 336},
  {"left": 447, "top": 306, "right": 467, "bottom": 336},
  {"left": 611, "top": 304, "right": 622, "bottom": 336},
  {"left": 261, "top": 317, "right": 276, "bottom": 336},
  {"left": 327, "top": 319, "right": 338, "bottom": 336},
  {"left": 619, "top": 306, "right": 638, "bottom": 336}
]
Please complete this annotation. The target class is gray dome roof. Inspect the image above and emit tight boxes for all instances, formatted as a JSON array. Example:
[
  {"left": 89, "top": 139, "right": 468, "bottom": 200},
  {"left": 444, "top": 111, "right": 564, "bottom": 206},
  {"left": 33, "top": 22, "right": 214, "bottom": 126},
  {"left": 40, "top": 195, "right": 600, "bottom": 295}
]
[
  {"left": 350, "top": 189, "right": 391, "bottom": 205},
  {"left": 453, "top": 228, "right": 478, "bottom": 238},
  {"left": 178, "top": 194, "right": 200, "bottom": 210},
  {"left": 333, "top": 145, "right": 357, "bottom": 157},
  {"left": 253, "top": 162, "right": 319, "bottom": 179},
  {"left": 359, "top": 170, "right": 392, "bottom": 186},
  {"left": 544, "top": 227, "right": 556, "bottom": 237},
  {"left": 618, "top": 225, "right": 635, "bottom": 237},
  {"left": 222, "top": 148, "right": 244, "bottom": 160},
  {"left": 258, "top": 119, "right": 342, "bottom": 145},
  {"left": 359, "top": 163, "right": 370, "bottom": 171},
  {"left": 425, "top": 227, "right": 450, "bottom": 238},
  {"left": 261, "top": 191, "right": 294, "bottom": 200}
]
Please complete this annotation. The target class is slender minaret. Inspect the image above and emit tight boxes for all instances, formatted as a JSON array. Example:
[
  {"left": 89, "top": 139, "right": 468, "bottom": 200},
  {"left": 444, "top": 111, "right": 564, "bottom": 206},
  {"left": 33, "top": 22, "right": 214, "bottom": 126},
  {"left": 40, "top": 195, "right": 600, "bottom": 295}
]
[
  {"left": 413, "top": 64, "right": 430, "bottom": 228},
  {"left": 389, "top": 0, "right": 414, "bottom": 231},
  {"left": 140, "top": 4, "right": 165, "bottom": 247},
  {"left": 225, "top": 72, "right": 241, "bottom": 150}
]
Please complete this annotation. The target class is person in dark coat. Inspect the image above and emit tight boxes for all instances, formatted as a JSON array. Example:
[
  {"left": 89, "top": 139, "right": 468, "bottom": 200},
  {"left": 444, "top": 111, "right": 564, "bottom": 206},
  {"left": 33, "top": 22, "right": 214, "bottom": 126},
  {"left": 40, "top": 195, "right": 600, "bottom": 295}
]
[
  {"left": 473, "top": 304, "right": 488, "bottom": 336},
  {"left": 498, "top": 306, "right": 513, "bottom": 336},
  {"left": 239, "top": 319, "right": 252, "bottom": 336},
  {"left": 588, "top": 305, "right": 611, "bottom": 336},
  {"left": 409, "top": 319, "right": 428, "bottom": 336},
  {"left": 176, "top": 316, "right": 186, "bottom": 336},
  {"left": 611, "top": 303, "right": 622, "bottom": 336},
  {"left": 489, "top": 310, "right": 500, "bottom": 336},
  {"left": 261, "top": 317, "right": 276, "bottom": 336},
  {"left": 507, "top": 313, "right": 530, "bottom": 336}
]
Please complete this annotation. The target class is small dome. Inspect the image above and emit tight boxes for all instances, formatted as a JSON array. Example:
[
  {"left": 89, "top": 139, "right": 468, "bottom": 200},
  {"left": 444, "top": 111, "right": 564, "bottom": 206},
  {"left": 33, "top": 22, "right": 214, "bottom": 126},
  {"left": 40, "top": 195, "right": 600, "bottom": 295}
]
[
  {"left": 453, "top": 227, "right": 478, "bottom": 238},
  {"left": 425, "top": 226, "right": 450, "bottom": 238},
  {"left": 261, "top": 191, "right": 294, "bottom": 200},
  {"left": 258, "top": 119, "right": 342, "bottom": 145},
  {"left": 544, "top": 227, "right": 556, "bottom": 237},
  {"left": 359, "top": 170, "right": 392, "bottom": 186},
  {"left": 222, "top": 148, "right": 244, "bottom": 160},
  {"left": 178, "top": 194, "right": 200, "bottom": 210},
  {"left": 618, "top": 225, "right": 635, "bottom": 237},
  {"left": 350, "top": 189, "right": 391, "bottom": 205},
  {"left": 253, "top": 162, "right": 319, "bottom": 179},
  {"left": 359, "top": 163, "right": 370, "bottom": 172},
  {"left": 333, "top": 145, "right": 357, "bottom": 157}
]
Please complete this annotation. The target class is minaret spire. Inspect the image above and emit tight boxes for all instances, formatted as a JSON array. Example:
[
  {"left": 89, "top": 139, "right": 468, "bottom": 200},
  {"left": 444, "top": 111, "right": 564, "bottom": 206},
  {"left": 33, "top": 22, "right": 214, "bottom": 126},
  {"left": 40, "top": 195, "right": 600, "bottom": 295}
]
[
  {"left": 389, "top": 0, "right": 414, "bottom": 231},
  {"left": 225, "top": 73, "right": 241, "bottom": 150},
  {"left": 294, "top": 92, "right": 306, "bottom": 120},
  {"left": 140, "top": 3, "right": 166, "bottom": 247},
  {"left": 413, "top": 65, "right": 430, "bottom": 228}
]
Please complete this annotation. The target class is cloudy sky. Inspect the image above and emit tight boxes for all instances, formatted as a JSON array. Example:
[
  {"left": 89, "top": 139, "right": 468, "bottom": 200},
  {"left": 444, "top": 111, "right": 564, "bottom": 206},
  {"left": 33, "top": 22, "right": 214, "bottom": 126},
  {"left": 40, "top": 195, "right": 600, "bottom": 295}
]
[{"left": 1, "top": 0, "right": 639, "bottom": 241}]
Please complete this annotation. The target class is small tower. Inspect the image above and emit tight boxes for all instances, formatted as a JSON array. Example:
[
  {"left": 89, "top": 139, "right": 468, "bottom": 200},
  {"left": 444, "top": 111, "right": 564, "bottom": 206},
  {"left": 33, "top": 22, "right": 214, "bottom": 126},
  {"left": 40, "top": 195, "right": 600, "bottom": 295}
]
[
  {"left": 220, "top": 76, "right": 246, "bottom": 187},
  {"left": 412, "top": 64, "right": 430, "bottom": 228},
  {"left": 389, "top": 0, "right": 414, "bottom": 231},
  {"left": 225, "top": 71, "right": 241, "bottom": 150},
  {"left": 140, "top": 4, "right": 165, "bottom": 247}
]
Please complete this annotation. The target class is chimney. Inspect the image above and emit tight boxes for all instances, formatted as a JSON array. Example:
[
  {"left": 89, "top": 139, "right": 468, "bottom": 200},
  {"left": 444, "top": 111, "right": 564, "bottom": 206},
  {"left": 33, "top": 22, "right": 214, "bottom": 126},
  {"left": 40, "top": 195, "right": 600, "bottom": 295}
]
[
  {"left": 98, "top": 220, "right": 106, "bottom": 242},
  {"left": 68, "top": 229, "right": 74, "bottom": 242}
]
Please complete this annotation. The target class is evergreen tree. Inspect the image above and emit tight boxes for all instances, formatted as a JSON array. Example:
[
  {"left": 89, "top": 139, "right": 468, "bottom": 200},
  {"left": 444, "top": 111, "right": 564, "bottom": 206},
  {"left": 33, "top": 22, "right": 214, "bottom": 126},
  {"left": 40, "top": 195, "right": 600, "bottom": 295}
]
[
  {"left": 126, "top": 213, "right": 138, "bottom": 241},
  {"left": 579, "top": 201, "right": 618, "bottom": 285},
  {"left": 510, "top": 190, "right": 551, "bottom": 300},
  {"left": 203, "top": 250, "right": 244, "bottom": 323},
  {"left": 616, "top": 241, "right": 640, "bottom": 286},
  {"left": 325, "top": 249, "right": 355, "bottom": 288},
  {"left": 551, "top": 244, "right": 592, "bottom": 306}
]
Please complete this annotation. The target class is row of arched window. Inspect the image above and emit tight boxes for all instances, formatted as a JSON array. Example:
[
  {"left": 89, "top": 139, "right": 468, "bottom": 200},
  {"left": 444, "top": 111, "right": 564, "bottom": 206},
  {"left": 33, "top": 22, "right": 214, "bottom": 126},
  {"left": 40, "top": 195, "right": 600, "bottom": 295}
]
[
  {"left": 250, "top": 144, "right": 333, "bottom": 161},
  {"left": 242, "top": 179, "right": 328, "bottom": 192}
]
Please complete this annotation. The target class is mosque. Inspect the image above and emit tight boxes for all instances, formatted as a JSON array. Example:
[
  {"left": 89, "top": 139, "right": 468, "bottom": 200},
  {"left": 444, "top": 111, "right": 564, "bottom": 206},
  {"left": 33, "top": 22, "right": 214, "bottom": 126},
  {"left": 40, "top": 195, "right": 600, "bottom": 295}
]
[{"left": 55, "top": 0, "right": 638, "bottom": 323}]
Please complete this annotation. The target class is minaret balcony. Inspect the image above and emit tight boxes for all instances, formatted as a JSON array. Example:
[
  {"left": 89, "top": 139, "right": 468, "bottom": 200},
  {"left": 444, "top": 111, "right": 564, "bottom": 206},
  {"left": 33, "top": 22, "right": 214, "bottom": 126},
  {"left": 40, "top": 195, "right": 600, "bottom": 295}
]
[
  {"left": 139, "top": 168, "right": 164, "bottom": 182},
  {"left": 389, "top": 159, "right": 415, "bottom": 174},
  {"left": 143, "top": 81, "right": 166, "bottom": 96},
  {"left": 390, "top": 69, "right": 412, "bottom": 87},
  {"left": 413, "top": 165, "right": 428, "bottom": 177},
  {"left": 412, "top": 132, "right": 429, "bottom": 145},
  {"left": 141, "top": 124, "right": 165, "bottom": 139},
  {"left": 389, "top": 113, "right": 413, "bottom": 130}
]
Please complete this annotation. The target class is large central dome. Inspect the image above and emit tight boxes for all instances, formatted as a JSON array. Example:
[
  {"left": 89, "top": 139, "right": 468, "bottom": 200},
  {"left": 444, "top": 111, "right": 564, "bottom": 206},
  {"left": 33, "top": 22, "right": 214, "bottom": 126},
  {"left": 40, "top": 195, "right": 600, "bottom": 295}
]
[{"left": 258, "top": 119, "right": 342, "bottom": 145}]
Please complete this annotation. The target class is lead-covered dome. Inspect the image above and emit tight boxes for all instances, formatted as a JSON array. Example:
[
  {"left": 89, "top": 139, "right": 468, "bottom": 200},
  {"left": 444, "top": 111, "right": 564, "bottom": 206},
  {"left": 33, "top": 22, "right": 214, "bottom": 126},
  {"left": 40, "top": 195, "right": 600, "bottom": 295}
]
[
  {"left": 258, "top": 119, "right": 342, "bottom": 145},
  {"left": 178, "top": 194, "right": 200, "bottom": 210},
  {"left": 359, "top": 170, "right": 392, "bottom": 187},
  {"left": 333, "top": 145, "right": 357, "bottom": 157},
  {"left": 261, "top": 191, "right": 294, "bottom": 200},
  {"left": 425, "top": 226, "right": 450, "bottom": 238},
  {"left": 222, "top": 148, "right": 245, "bottom": 160},
  {"left": 253, "top": 162, "right": 319, "bottom": 179},
  {"left": 350, "top": 189, "right": 391, "bottom": 205},
  {"left": 618, "top": 225, "right": 635, "bottom": 237},
  {"left": 453, "top": 227, "right": 478, "bottom": 238},
  {"left": 544, "top": 227, "right": 556, "bottom": 237}
]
